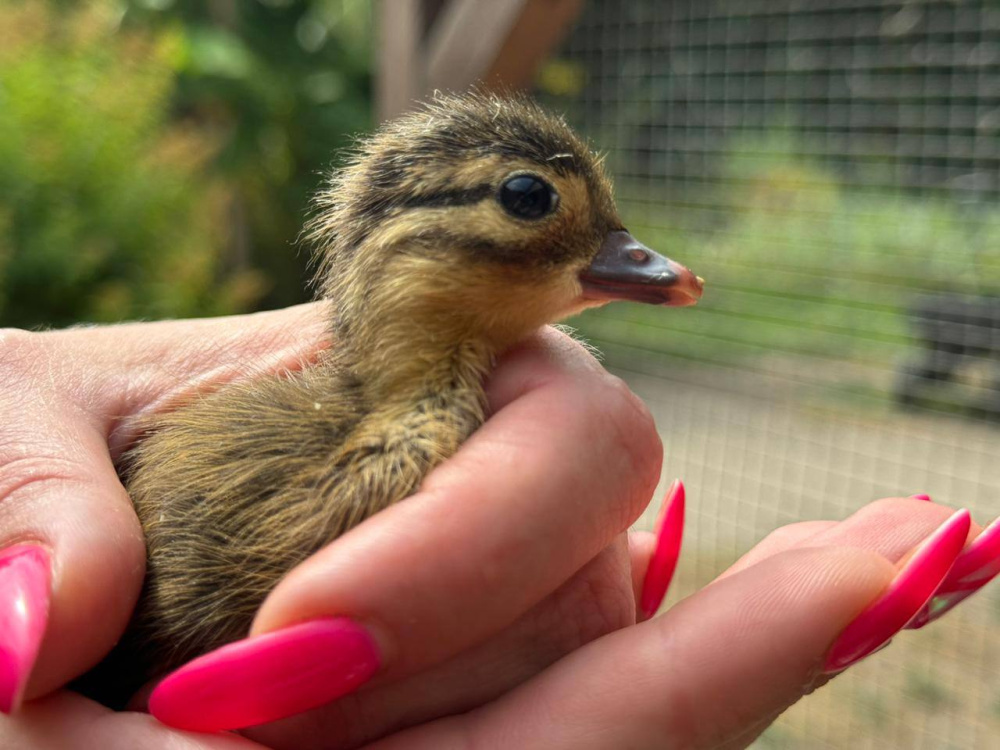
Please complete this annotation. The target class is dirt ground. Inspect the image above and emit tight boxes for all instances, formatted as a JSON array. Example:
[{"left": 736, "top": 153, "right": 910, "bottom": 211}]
[{"left": 617, "top": 361, "right": 1000, "bottom": 749}]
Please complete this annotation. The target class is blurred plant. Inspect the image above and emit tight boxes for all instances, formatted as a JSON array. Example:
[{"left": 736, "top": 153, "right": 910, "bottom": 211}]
[
  {"left": 0, "top": 0, "right": 373, "bottom": 328},
  {"left": 122, "top": 0, "right": 373, "bottom": 308},
  {"left": 0, "top": 1, "right": 267, "bottom": 327},
  {"left": 536, "top": 59, "right": 586, "bottom": 98}
]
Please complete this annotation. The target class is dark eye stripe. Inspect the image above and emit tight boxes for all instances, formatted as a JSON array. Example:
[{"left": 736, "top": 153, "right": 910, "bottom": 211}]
[
  {"left": 398, "top": 184, "right": 494, "bottom": 210},
  {"left": 412, "top": 230, "right": 576, "bottom": 267},
  {"left": 339, "top": 183, "right": 494, "bottom": 253}
]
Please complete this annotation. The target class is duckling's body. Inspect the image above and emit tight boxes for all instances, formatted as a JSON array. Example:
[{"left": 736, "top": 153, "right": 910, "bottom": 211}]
[
  {"left": 126, "top": 342, "right": 489, "bottom": 676},
  {"left": 85, "top": 92, "right": 703, "bottom": 704}
]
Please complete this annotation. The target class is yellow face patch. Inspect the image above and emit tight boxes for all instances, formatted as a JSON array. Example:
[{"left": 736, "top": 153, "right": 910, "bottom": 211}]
[{"left": 367, "top": 157, "right": 609, "bottom": 267}]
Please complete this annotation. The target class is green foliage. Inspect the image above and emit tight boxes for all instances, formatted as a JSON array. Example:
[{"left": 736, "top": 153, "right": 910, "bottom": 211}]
[
  {"left": 123, "top": 0, "right": 374, "bottom": 309},
  {"left": 0, "top": 2, "right": 264, "bottom": 327},
  {"left": 0, "top": 0, "right": 373, "bottom": 328}
]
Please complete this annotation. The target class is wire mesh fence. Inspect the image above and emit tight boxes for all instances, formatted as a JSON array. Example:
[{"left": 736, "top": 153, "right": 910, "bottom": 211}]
[{"left": 545, "top": 1, "right": 1000, "bottom": 747}]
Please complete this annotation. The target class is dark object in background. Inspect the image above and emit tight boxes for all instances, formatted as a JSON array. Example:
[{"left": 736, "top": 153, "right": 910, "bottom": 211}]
[{"left": 895, "top": 294, "right": 1000, "bottom": 420}]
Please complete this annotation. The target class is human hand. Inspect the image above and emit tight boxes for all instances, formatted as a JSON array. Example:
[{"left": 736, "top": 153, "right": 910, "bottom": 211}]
[
  {"left": 0, "top": 306, "right": 659, "bottom": 747},
  {"left": 0, "top": 309, "right": 996, "bottom": 749},
  {"left": 359, "top": 496, "right": 995, "bottom": 750}
]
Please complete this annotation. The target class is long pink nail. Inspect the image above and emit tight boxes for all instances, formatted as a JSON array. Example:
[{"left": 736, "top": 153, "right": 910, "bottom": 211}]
[
  {"left": 909, "top": 516, "right": 1000, "bottom": 629},
  {"left": 909, "top": 494, "right": 932, "bottom": 502},
  {"left": 823, "top": 509, "right": 970, "bottom": 673},
  {"left": 0, "top": 544, "right": 51, "bottom": 714},
  {"left": 639, "top": 479, "right": 685, "bottom": 619},
  {"left": 149, "top": 618, "right": 380, "bottom": 732}
]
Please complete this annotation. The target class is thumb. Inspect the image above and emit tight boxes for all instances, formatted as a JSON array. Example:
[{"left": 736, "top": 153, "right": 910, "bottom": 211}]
[{"left": 0, "top": 373, "right": 146, "bottom": 707}]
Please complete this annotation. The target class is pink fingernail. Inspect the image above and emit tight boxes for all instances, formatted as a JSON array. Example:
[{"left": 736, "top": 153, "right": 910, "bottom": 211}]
[
  {"left": 149, "top": 618, "right": 380, "bottom": 732},
  {"left": 0, "top": 544, "right": 51, "bottom": 714},
  {"left": 639, "top": 479, "right": 685, "bottom": 619},
  {"left": 909, "top": 494, "right": 932, "bottom": 502},
  {"left": 823, "top": 509, "right": 970, "bottom": 673},
  {"left": 908, "top": 515, "right": 1000, "bottom": 629},
  {"left": 823, "top": 510, "right": 972, "bottom": 672}
]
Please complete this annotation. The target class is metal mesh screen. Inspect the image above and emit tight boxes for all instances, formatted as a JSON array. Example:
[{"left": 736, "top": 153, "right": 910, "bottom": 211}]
[{"left": 546, "top": 2, "right": 1000, "bottom": 747}]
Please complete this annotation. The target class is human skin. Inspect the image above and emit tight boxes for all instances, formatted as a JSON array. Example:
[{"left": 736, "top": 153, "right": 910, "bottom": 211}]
[{"left": 0, "top": 305, "right": 989, "bottom": 749}]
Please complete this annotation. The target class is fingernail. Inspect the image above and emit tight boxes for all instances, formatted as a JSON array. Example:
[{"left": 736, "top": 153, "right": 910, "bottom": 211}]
[
  {"left": 910, "top": 494, "right": 932, "bottom": 502},
  {"left": 0, "top": 544, "right": 51, "bottom": 714},
  {"left": 639, "top": 479, "right": 685, "bottom": 619},
  {"left": 823, "top": 509, "right": 970, "bottom": 673},
  {"left": 149, "top": 618, "right": 380, "bottom": 732},
  {"left": 908, "top": 515, "right": 1000, "bottom": 629}
]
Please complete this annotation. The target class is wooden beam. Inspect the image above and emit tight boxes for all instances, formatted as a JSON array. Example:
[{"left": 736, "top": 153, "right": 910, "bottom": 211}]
[
  {"left": 376, "top": 0, "right": 585, "bottom": 120},
  {"left": 425, "top": 0, "right": 526, "bottom": 93},
  {"left": 376, "top": 0, "right": 422, "bottom": 121},
  {"left": 484, "top": 0, "right": 583, "bottom": 90}
]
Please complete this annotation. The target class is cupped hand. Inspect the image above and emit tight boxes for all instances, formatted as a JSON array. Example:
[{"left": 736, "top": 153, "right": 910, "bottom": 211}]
[
  {"left": 0, "top": 305, "right": 656, "bottom": 746},
  {"left": 0, "top": 308, "right": 993, "bottom": 750}
]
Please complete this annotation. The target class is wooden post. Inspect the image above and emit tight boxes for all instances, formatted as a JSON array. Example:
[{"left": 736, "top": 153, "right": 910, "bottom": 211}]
[
  {"left": 425, "top": 0, "right": 526, "bottom": 94},
  {"left": 376, "top": 0, "right": 583, "bottom": 121},
  {"left": 376, "top": 0, "right": 422, "bottom": 122}
]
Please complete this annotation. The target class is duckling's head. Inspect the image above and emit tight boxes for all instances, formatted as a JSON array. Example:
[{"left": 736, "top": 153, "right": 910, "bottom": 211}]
[{"left": 308, "top": 91, "right": 702, "bottom": 377}]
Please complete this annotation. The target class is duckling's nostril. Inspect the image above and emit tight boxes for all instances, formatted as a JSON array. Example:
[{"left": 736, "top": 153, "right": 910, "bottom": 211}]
[{"left": 628, "top": 248, "right": 650, "bottom": 264}]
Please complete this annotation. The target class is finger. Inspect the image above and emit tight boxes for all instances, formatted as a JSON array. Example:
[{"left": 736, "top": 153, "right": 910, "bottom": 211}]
[
  {"left": 638, "top": 479, "right": 685, "bottom": 619},
  {"left": 367, "top": 546, "right": 896, "bottom": 750},
  {"left": 628, "top": 531, "right": 656, "bottom": 622},
  {"left": 244, "top": 538, "right": 636, "bottom": 750},
  {"left": 722, "top": 496, "right": 985, "bottom": 582},
  {"left": 720, "top": 520, "right": 836, "bottom": 579},
  {"left": 720, "top": 498, "right": 996, "bottom": 633},
  {"left": 151, "top": 329, "right": 663, "bottom": 730},
  {"left": 909, "top": 513, "right": 1000, "bottom": 629},
  {"left": 802, "top": 497, "right": 979, "bottom": 561},
  {"left": 0, "top": 691, "right": 263, "bottom": 750}
]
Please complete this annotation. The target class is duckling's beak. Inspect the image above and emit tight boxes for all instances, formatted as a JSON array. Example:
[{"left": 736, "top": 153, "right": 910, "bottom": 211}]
[{"left": 580, "top": 230, "right": 704, "bottom": 307}]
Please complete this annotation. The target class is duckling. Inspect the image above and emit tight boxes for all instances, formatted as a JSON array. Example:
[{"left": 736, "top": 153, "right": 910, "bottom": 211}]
[{"left": 85, "top": 91, "right": 703, "bottom": 705}]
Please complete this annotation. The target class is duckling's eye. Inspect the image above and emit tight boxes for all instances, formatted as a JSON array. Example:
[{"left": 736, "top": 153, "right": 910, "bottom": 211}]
[{"left": 499, "top": 175, "right": 558, "bottom": 220}]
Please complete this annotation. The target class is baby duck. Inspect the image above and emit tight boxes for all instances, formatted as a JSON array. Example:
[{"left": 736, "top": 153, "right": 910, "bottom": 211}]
[{"left": 91, "top": 92, "right": 703, "bottom": 703}]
